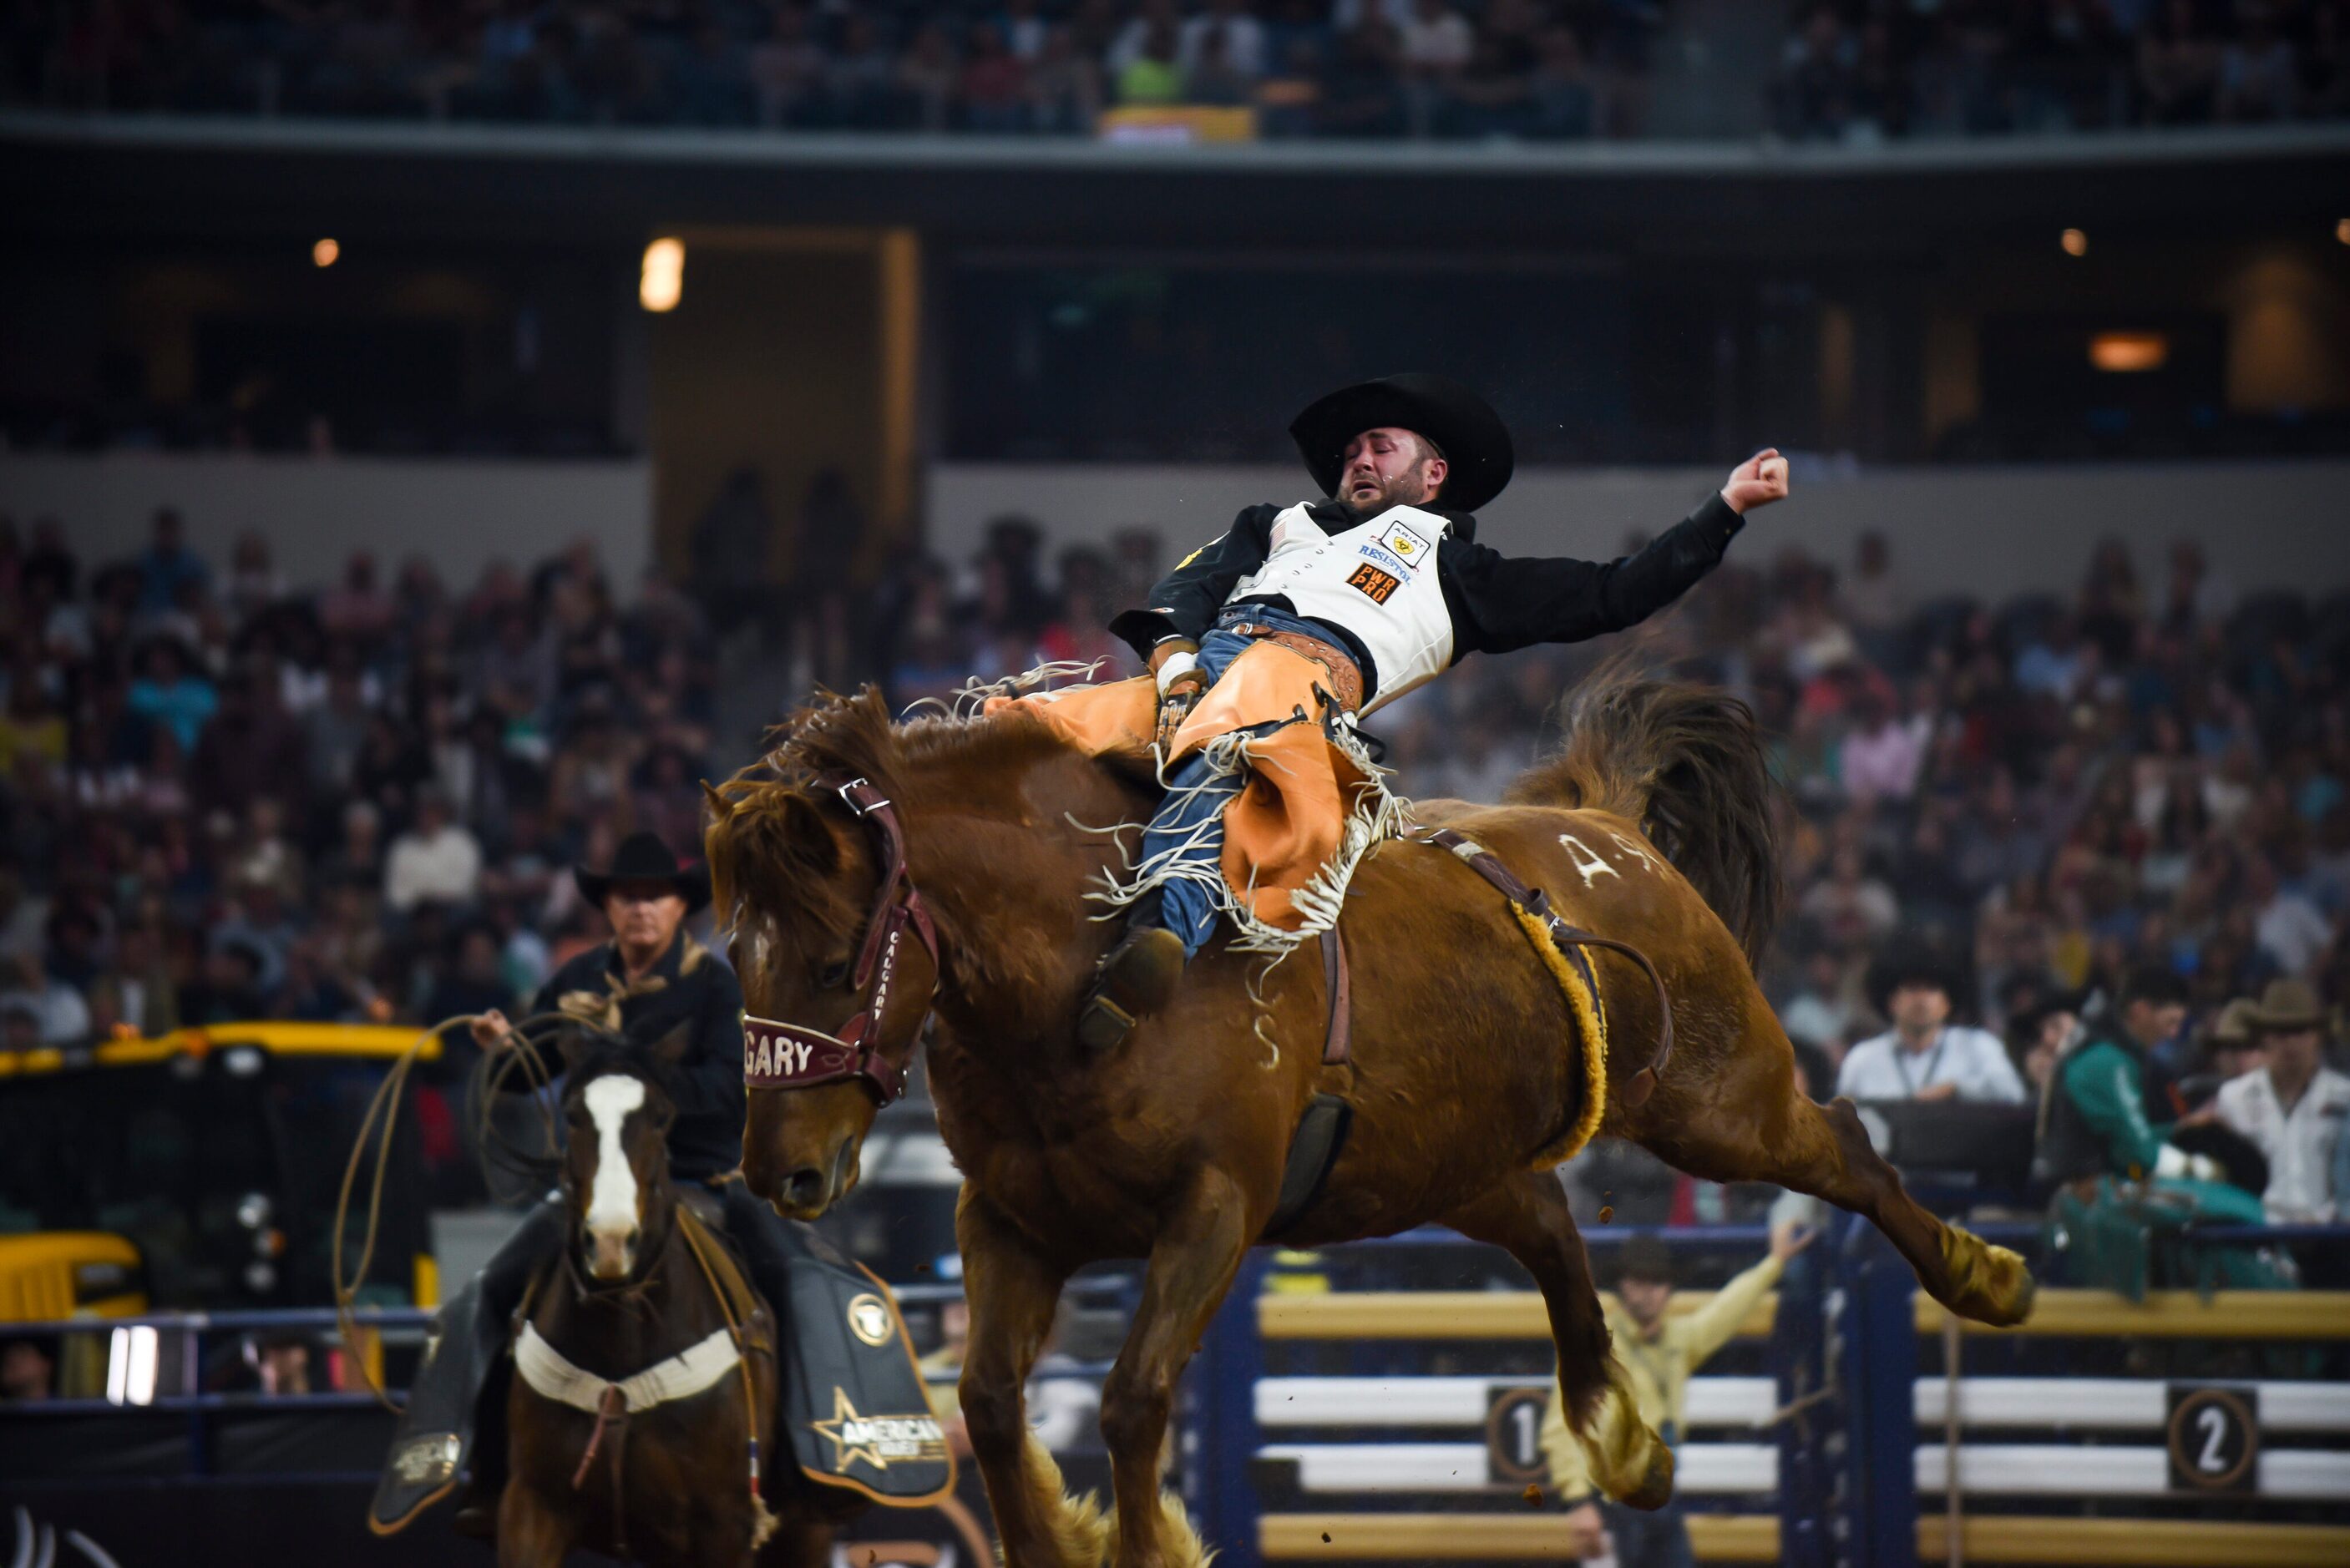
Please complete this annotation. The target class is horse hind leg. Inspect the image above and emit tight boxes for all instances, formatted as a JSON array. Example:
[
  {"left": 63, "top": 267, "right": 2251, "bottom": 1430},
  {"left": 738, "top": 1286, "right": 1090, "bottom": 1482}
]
[
  {"left": 1625, "top": 1004, "right": 2033, "bottom": 1328},
  {"left": 1441, "top": 1169, "right": 1675, "bottom": 1512}
]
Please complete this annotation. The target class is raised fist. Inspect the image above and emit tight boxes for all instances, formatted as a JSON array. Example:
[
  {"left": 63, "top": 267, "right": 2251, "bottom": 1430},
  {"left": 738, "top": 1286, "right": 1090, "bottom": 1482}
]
[{"left": 1722, "top": 448, "right": 1790, "bottom": 515}]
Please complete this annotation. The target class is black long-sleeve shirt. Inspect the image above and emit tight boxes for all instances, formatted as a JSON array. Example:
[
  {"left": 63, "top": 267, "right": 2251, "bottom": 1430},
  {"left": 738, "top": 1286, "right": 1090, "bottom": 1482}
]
[
  {"left": 1107, "top": 493, "right": 1745, "bottom": 694},
  {"left": 529, "top": 932, "right": 745, "bottom": 1182}
]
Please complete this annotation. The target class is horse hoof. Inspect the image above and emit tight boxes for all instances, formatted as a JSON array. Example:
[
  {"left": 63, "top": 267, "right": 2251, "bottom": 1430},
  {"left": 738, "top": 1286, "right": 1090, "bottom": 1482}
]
[
  {"left": 1622, "top": 1441, "right": 1676, "bottom": 1511},
  {"left": 1944, "top": 1232, "right": 2035, "bottom": 1328},
  {"left": 1973, "top": 1245, "right": 2036, "bottom": 1327}
]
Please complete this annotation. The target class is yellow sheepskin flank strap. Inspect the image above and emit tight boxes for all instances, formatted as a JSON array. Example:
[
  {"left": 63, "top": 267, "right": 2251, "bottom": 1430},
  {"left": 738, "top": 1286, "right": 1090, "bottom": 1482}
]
[{"left": 1511, "top": 904, "right": 1609, "bottom": 1168}]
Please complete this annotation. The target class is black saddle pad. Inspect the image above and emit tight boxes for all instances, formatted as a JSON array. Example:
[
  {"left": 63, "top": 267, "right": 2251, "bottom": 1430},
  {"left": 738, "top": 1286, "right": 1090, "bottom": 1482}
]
[{"left": 772, "top": 1222, "right": 957, "bottom": 1506}]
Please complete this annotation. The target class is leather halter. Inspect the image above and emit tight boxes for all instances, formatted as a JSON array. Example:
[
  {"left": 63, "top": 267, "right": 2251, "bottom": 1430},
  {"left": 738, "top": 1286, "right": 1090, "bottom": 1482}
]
[{"left": 741, "top": 776, "right": 939, "bottom": 1105}]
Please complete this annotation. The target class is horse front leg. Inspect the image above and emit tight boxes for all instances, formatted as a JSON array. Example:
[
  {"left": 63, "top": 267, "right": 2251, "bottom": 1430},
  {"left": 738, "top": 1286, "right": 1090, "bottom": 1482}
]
[
  {"left": 955, "top": 1186, "right": 1097, "bottom": 1568},
  {"left": 495, "top": 1477, "right": 576, "bottom": 1568},
  {"left": 1100, "top": 1165, "right": 1251, "bottom": 1568}
]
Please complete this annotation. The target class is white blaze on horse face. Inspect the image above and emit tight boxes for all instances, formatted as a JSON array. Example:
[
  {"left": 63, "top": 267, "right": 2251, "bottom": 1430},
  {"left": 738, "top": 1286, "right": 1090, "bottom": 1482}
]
[{"left": 583, "top": 1074, "right": 649, "bottom": 1276}]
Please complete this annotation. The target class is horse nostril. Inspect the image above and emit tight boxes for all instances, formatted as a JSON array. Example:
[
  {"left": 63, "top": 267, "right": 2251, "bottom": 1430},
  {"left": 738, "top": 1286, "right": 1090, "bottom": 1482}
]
[{"left": 783, "top": 1167, "right": 827, "bottom": 1209}]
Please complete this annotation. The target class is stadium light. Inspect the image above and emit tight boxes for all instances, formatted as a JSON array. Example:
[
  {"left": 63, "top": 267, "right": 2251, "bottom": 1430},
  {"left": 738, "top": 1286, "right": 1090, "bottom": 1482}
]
[
  {"left": 2060, "top": 229, "right": 2088, "bottom": 257},
  {"left": 312, "top": 237, "right": 340, "bottom": 268},
  {"left": 2089, "top": 331, "right": 2168, "bottom": 373},
  {"left": 641, "top": 237, "right": 685, "bottom": 312}
]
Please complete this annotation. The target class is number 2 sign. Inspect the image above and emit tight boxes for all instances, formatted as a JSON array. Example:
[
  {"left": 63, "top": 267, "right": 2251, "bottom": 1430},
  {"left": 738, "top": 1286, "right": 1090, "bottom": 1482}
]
[{"left": 2166, "top": 1383, "right": 2259, "bottom": 1494}]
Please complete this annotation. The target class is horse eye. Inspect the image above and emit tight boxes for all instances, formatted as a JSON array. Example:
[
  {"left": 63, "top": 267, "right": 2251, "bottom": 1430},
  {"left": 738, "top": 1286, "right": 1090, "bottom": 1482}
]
[{"left": 820, "top": 959, "right": 851, "bottom": 989}]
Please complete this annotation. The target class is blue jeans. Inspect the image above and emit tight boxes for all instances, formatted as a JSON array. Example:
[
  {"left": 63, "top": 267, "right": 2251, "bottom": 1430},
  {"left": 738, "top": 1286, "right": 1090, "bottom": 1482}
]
[
  {"left": 1599, "top": 1495, "right": 1693, "bottom": 1568},
  {"left": 1140, "top": 604, "right": 1335, "bottom": 959}
]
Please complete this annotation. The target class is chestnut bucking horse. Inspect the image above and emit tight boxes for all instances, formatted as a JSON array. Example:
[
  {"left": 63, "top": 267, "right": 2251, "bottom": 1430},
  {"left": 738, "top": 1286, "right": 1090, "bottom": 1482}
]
[{"left": 702, "top": 668, "right": 2035, "bottom": 1568}]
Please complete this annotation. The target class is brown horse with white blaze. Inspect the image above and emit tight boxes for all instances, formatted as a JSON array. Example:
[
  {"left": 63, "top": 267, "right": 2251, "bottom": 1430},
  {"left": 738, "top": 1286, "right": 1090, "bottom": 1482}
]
[
  {"left": 704, "top": 668, "right": 2033, "bottom": 1568},
  {"left": 498, "top": 1028, "right": 843, "bottom": 1568}
]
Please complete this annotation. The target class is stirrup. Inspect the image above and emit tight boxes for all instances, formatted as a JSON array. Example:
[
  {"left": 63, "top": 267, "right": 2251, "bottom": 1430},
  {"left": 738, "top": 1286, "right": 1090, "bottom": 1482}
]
[{"left": 1076, "top": 994, "right": 1141, "bottom": 1052}]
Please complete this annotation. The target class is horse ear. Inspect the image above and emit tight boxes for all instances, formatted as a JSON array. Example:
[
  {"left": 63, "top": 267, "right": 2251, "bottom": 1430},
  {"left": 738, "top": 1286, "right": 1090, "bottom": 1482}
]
[
  {"left": 648, "top": 1023, "right": 695, "bottom": 1069},
  {"left": 777, "top": 792, "right": 842, "bottom": 876},
  {"left": 551, "top": 1020, "right": 592, "bottom": 1076},
  {"left": 701, "top": 779, "right": 734, "bottom": 826}
]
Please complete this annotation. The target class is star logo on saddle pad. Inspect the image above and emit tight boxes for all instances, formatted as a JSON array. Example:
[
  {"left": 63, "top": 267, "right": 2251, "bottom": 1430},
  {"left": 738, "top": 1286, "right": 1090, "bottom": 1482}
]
[{"left": 810, "top": 1388, "right": 948, "bottom": 1474}]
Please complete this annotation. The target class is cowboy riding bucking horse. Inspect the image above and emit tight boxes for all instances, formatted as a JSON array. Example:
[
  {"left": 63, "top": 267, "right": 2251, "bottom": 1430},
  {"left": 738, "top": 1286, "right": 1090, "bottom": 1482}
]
[{"left": 1075, "top": 372, "right": 1790, "bottom": 1048}]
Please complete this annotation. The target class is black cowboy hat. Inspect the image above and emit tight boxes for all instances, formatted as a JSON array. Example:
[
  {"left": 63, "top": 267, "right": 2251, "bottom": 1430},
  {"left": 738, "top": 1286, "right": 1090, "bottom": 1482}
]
[
  {"left": 1289, "top": 372, "right": 1516, "bottom": 516},
  {"left": 1866, "top": 946, "right": 1971, "bottom": 1018},
  {"left": 2168, "top": 1120, "right": 2270, "bottom": 1198},
  {"left": 574, "top": 831, "right": 712, "bottom": 913},
  {"left": 1615, "top": 1236, "right": 1676, "bottom": 1288}
]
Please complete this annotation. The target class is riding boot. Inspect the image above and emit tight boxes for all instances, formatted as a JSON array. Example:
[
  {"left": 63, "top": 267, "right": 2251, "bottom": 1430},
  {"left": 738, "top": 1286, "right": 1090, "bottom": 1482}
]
[
  {"left": 718, "top": 1179, "right": 798, "bottom": 1344},
  {"left": 719, "top": 1183, "right": 956, "bottom": 1505},
  {"left": 371, "top": 1200, "right": 565, "bottom": 1539},
  {"left": 1076, "top": 888, "right": 1188, "bottom": 1051}
]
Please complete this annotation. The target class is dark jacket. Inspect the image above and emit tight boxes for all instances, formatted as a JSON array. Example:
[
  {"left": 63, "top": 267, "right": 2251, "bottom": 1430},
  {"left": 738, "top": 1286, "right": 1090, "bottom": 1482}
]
[
  {"left": 2036, "top": 1025, "right": 2167, "bottom": 1189},
  {"left": 530, "top": 932, "right": 745, "bottom": 1182},
  {"left": 1107, "top": 493, "right": 1745, "bottom": 689}
]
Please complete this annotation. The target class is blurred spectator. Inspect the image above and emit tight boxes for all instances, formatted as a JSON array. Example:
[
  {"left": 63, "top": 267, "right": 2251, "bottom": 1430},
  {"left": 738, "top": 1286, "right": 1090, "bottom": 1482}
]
[
  {"left": 2218, "top": 1, "right": 2299, "bottom": 120},
  {"left": 1837, "top": 953, "right": 2026, "bottom": 1103},
  {"left": 1541, "top": 1221, "right": 1816, "bottom": 1566},
  {"left": 245, "top": 1331, "right": 315, "bottom": 1396},
  {"left": 135, "top": 508, "right": 209, "bottom": 615},
  {"left": 0, "top": 1337, "right": 55, "bottom": 1401},
  {"left": 1117, "top": 13, "right": 1186, "bottom": 104},
  {"left": 88, "top": 919, "right": 179, "bottom": 1038},
  {"left": 2213, "top": 979, "right": 2348, "bottom": 1221},
  {"left": 7, "top": 0, "right": 2340, "bottom": 159},
  {"left": 1183, "top": 0, "right": 1267, "bottom": 78},
  {"left": 2038, "top": 966, "right": 2208, "bottom": 1185},
  {"left": 127, "top": 635, "right": 216, "bottom": 752},
  {"left": 2008, "top": 989, "right": 2083, "bottom": 1097},
  {"left": 383, "top": 791, "right": 483, "bottom": 913},
  {"left": 1, "top": 950, "right": 91, "bottom": 1045}
]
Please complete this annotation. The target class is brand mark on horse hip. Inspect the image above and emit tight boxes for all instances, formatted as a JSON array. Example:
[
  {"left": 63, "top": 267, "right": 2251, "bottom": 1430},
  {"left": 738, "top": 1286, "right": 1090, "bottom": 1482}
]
[{"left": 1558, "top": 834, "right": 1623, "bottom": 888}]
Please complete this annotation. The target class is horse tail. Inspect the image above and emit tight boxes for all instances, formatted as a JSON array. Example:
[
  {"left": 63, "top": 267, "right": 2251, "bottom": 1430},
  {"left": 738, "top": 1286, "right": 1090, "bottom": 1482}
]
[{"left": 1503, "top": 659, "right": 1784, "bottom": 967}]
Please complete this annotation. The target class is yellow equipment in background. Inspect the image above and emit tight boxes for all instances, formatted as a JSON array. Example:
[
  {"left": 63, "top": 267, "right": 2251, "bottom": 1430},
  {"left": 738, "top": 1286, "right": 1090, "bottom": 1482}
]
[{"left": 0, "top": 1022, "right": 443, "bottom": 1326}]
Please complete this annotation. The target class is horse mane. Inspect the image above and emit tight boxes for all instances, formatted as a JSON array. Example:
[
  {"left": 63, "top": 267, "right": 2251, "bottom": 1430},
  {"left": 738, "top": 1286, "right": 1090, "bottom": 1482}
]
[{"left": 705, "top": 686, "right": 1081, "bottom": 941}]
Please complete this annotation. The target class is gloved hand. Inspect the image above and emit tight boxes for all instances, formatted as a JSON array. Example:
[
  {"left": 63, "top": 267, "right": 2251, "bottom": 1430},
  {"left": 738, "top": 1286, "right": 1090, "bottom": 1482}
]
[
  {"left": 2154, "top": 1143, "right": 2222, "bottom": 1183},
  {"left": 1156, "top": 665, "right": 1208, "bottom": 757}
]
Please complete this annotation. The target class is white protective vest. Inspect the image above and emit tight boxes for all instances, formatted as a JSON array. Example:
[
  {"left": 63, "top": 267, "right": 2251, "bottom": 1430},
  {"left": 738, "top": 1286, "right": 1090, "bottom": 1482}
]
[{"left": 1231, "top": 501, "right": 1456, "bottom": 715}]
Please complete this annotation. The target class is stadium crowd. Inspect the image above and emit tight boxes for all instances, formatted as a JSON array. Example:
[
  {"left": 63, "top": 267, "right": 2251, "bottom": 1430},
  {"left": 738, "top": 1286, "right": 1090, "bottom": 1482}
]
[
  {"left": 7, "top": 0, "right": 2343, "bottom": 139},
  {"left": 3, "top": 499, "right": 2349, "bottom": 1225}
]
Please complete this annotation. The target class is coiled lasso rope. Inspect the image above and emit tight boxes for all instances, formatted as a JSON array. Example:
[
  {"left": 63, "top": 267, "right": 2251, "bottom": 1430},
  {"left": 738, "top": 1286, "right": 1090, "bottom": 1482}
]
[{"left": 332, "top": 1010, "right": 578, "bottom": 1411}]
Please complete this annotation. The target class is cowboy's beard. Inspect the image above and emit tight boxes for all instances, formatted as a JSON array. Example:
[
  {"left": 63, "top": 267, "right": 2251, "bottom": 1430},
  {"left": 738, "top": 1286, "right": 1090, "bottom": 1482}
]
[{"left": 1339, "top": 466, "right": 1436, "bottom": 521}]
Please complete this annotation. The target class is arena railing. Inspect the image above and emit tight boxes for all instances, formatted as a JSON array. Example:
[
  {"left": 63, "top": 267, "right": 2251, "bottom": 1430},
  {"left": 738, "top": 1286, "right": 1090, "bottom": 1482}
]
[
  {"left": 0, "top": 1276, "right": 1134, "bottom": 1483},
  {"left": 1183, "top": 1217, "right": 2350, "bottom": 1568}
]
